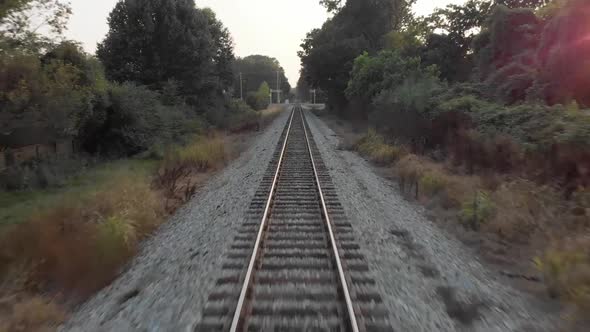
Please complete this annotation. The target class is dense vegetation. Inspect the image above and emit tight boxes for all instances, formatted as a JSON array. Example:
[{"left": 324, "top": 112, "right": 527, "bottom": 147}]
[
  {"left": 299, "top": 0, "right": 590, "bottom": 188},
  {"left": 299, "top": 0, "right": 590, "bottom": 318},
  {"left": 0, "top": 1, "right": 286, "bottom": 329}
]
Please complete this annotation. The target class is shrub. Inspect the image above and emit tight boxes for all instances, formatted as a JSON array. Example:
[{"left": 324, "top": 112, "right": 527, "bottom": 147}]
[
  {"left": 419, "top": 173, "right": 447, "bottom": 197},
  {"left": 534, "top": 237, "right": 590, "bottom": 309},
  {"left": 354, "top": 129, "right": 401, "bottom": 165},
  {"left": 460, "top": 190, "right": 495, "bottom": 229}
]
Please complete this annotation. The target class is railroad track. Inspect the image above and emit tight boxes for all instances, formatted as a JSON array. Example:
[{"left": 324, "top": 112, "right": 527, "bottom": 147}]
[{"left": 196, "top": 106, "right": 391, "bottom": 331}]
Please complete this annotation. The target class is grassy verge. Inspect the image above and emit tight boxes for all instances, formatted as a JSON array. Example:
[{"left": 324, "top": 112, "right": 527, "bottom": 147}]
[
  {"left": 0, "top": 107, "right": 284, "bottom": 330},
  {"left": 352, "top": 129, "right": 590, "bottom": 319}
]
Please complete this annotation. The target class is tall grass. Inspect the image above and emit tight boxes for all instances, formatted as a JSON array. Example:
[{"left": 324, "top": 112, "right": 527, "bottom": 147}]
[
  {"left": 1, "top": 170, "right": 163, "bottom": 295},
  {"left": 354, "top": 129, "right": 402, "bottom": 165},
  {"left": 162, "top": 136, "right": 227, "bottom": 171}
]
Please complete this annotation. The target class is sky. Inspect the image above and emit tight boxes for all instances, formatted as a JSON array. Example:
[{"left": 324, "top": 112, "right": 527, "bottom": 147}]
[{"left": 65, "top": 0, "right": 466, "bottom": 87}]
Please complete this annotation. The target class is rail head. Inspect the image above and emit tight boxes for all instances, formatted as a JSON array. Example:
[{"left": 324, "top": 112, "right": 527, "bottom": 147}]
[
  {"left": 300, "top": 109, "right": 360, "bottom": 332},
  {"left": 229, "top": 108, "right": 295, "bottom": 332}
]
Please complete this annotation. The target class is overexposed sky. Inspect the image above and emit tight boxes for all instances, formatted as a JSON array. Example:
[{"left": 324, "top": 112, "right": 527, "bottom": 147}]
[{"left": 65, "top": 0, "right": 465, "bottom": 86}]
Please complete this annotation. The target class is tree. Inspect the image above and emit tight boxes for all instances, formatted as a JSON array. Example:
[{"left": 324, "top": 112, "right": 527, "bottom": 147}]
[
  {"left": 495, "top": 0, "right": 551, "bottom": 9},
  {"left": 299, "top": 0, "right": 409, "bottom": 113},
  {"left": 0, "top": 0, "right": 72, "bottom": 53},
  {"left": 0, "top": 41, "right": 107, "bottom": 134},
  {"left": 233, "top": 55, "right": 290, "bottom": 101},
  {"left": 245, "top": 81, "right": 271, "bottom": 110},
  {"left": 533, "top": 0, "right": 590, "bottom": 106},
  {"left": 97, "top": 0, "right": 234, "bottom": 109},
  {"left": 203, "top": 8, "right": 234, "bottom": 90}
]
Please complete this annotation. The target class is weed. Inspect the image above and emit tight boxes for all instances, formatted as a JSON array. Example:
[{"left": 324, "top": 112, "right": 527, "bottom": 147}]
[
  {"left": 419, "top": 173, "right": 448, "bottom": 197},
  {"left": 0, "top": 171, "right": 162, "bottom": 295},
  {"left": 355, "top": 129, "right": 401, "bottom": 165},
  {"left": 163, "top": 136, "right": 227, "bottom": 172},
  {"left": 460, "top": 191, "right": 495, "bottom": 230},
  {"left": 534, "top": 238, "right": 590, "bottom": 306}
]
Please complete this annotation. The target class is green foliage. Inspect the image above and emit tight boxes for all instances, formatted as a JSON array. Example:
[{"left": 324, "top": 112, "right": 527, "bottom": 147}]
[
  {"left": 535, "top": 247, "right": 589, "bottom": 299},
  {"left": 245, "top": 81, "right": 270, "bottom": 111},
  {"left": 346, "top": 50, "right": 423, "bottom": 111},
  {"left": 97, "top": 0, "right": 234, "bottom": 108},
  {"left": 419, "top": 173, "right": 447, "bottom": 196},
  {"left": 0, "top": 42, "right": 105, "bottom": 133},
  {"left": 233, "top": 55, "right": 290, "bottom": 101},
  {"left": 496, "top": 0, "right": 551, "bottom": 9},
  {"left": 460, "top": 190, "right": 495, "bottom": 228},
  {"left": 299, "top": 0, "right": 407, "bottom": 111},
  {"left": 79, "top": 82, "right": 199, "bottom": 157},
  {"left": 0, "top": 159, "right": 157, "bottom": 226},
  {"left": 207, "top": 98, "right": 259, "bottom": 131},
  {"left": 95, "top": 216, "right": 136, "bottom": 264}
]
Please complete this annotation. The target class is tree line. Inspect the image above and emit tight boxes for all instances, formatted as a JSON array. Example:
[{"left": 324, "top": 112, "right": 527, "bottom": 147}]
[
  {"left": 1, "top": 0, "right": 289, "bottom": 162},
  {"left": 298, "top": 0, "right": 590, "bottom": 190}
]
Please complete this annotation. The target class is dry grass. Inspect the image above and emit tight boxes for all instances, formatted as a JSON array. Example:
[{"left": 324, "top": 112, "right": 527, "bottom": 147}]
[
  {"left": 0, "top": 296, "right": 65, "bottom": 332},
  {"left": 486, "top": 180, "right": 561, "bottom": 242},
  {"left": 355, "top": 129, "right": 404, "bottom": 165},
  {"left": 0, "top": 116, "right": 260, "bottom": 330},
  {"left": 155, "top": 136, "right": 228, "bottom": 211},
  {"left": 163, "top": 136, "right": 227, "bottom": 171},
  {"left": 0, "top": 166, "right": 164, "bottom": 331},
  {"left": 535, "top": 235, "right": 590, "bottom": 318},
  {"left": 1, "top": 172, "right": 163, "bottom": 295},
  {"left": 392, "top": 152, "right": 590, "bottom": 318},
  {"left": 395, "top": 154, "right": 481, "bottom": 207},
  {"left": 258, "top": 105, "right": 284, "bottom": 128}
]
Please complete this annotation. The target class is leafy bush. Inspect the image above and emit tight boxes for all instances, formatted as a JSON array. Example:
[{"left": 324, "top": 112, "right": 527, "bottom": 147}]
[
  {"left": 207, "top": 98, "right": 260, "bottom": 131},
  {"left": 244, "top": 81, "right": 271, "bottom": 111},
  {"left": 460, "top": 190, "right": 495, "bottom": 229},
  {"left": 346, "top": 50, "right": 425, "bottom": 116},
  {"left": 535, "top": 239, "right": 590, "bottom": 310},
  {"left": 80, "top": 82, "right": 198, "bottom": 157}
]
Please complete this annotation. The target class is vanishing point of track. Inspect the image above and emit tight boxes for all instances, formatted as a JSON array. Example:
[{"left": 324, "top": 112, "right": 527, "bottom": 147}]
[{"left": 196, "top": 106, "right": 391, "bottom": 331}]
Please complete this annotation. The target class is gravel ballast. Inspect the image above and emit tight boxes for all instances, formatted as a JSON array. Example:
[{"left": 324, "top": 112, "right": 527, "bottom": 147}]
[
  {"left": 304, "top": 109, "right": 561, "bottom": 332},
  {"left": 62, "top": 109, "right": 292, "bottom": 332},
  {"left": 63, "top": 106, "right": 560, "bottom": 332}
]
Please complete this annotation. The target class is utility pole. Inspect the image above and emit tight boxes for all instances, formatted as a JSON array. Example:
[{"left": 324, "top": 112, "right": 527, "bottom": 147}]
[
  {"left": 239, "top": 72, "right": 243, "bottom": 100},
  {"left": 276, "top": 70, "right": 281, "bottom": 104}
]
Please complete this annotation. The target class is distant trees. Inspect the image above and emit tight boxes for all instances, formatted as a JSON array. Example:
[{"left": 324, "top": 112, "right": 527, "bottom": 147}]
[
  {"left": 233, "top": 55, "right": 290, "bottom": 105},
  {"left": 97, "top": 0, "right": 234, "bottom": 110},
  {"left": 298, "top": 0, "right": 410, "bottom": 114},
  {"left": 0, "top": 0, "right": 243, "bottom": 159}
]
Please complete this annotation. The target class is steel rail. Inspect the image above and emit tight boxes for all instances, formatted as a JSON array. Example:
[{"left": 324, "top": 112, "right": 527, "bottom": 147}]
[
  {"left": 300, "top": 109, "right": 360, "bottom": 332},
  {"left": 229, "top": 109, "right": 295, "bottom": 332}
]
